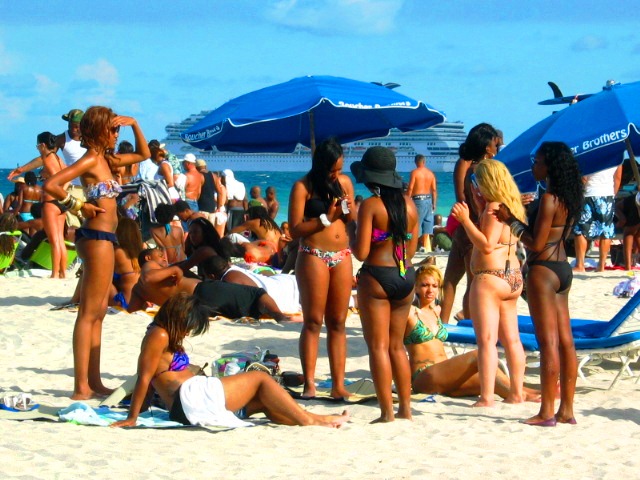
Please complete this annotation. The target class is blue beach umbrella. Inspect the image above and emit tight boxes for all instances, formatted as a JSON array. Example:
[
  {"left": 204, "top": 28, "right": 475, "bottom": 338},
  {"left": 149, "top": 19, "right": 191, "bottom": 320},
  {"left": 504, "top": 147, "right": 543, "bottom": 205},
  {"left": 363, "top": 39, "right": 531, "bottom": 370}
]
[
  {"left": 497, "top": 80, "right": 640, "bottom": 192},
  {"left": 180, "top": 75, "right": 446, "bottom": 153}
]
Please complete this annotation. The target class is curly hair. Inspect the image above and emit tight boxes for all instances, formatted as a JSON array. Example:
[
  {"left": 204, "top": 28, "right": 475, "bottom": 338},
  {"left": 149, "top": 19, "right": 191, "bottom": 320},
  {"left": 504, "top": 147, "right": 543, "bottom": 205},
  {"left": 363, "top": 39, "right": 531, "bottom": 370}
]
[
  {"left": 151, "top": 293, "right": 210, "bottom": 353},
  {"left": 536, "top": 142, "right": 584, "bottom": 234},
  {"left": 80, "top": 106, "right": 117, "bottom": 167},
  {"left": 475, "top": 159, "right": 526, "bottom": 222}
]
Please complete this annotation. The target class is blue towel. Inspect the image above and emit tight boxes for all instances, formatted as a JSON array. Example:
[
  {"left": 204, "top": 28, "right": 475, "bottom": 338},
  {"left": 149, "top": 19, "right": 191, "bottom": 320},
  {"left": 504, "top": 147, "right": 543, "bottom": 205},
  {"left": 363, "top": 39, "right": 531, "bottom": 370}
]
[{"left": 58, "top": 401, "right": 182, "bottom": 427}]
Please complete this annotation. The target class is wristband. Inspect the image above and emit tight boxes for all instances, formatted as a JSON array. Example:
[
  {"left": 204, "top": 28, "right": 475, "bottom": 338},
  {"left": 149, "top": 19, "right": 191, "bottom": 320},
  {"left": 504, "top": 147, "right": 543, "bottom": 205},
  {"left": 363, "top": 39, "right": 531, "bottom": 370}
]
[
  {"left": 509, "top": 220, "right": 526, "bottom": 239},
  {"left": 319, "top": 214, "right": 331, "bottom": 228}
]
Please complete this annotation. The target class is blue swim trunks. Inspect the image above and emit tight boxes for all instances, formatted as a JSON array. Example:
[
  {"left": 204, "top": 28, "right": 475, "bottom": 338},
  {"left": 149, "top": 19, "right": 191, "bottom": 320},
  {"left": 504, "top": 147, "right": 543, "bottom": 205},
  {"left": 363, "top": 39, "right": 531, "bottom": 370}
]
[
  {"left": 412, "top": 194, "right": 434, "bottom": 236},
  {"left": 573, "top": 196, "right": 615, "bottom": 240}
]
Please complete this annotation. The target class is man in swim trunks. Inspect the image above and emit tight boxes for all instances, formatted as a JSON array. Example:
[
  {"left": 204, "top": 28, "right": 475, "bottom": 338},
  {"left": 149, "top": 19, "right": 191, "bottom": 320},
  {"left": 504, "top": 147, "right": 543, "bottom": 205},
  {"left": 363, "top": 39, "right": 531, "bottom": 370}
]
[
  {"left": 573, "top": 164, "right": 623, "bottom": 272},
  {"left": 127, "top": 248, "right": 298, "bottom": 322},
  {"left": 407, "top": 154, "right": 437, "bottom": 253}
]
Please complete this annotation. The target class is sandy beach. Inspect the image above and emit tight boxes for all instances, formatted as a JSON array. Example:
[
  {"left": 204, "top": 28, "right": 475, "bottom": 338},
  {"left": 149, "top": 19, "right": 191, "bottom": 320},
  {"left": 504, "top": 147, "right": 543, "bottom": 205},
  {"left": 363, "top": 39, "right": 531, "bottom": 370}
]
[{"left": 1, "top": 254, "right": 640, "bottom": 479}]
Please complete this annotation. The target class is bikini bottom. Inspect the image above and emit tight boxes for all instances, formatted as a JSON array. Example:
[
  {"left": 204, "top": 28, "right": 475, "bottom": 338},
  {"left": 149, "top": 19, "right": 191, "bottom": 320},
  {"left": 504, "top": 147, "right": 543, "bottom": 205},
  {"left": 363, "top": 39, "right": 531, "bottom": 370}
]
[
  {"left": 19, "top": 212, "right": 34, "bottom": 222},
  {"left": 298, "top": 244, "right": 351, "bottom": 269},
  {"left": 527, "top": 259, "right": 572, "bottom": 293},
  {"left": 473, "top": 267, "right": 523, "bottom": 293},
  {"left": 359, "top": 264, "right": 416, "bottom": 301},
  {"left": 411, "top": 361, "right": 435, "bottom": 386},
  {"left": 75, "top": 227, "right": 118, "bottom": 244},
  {"left": 44, "top": 199, "right": 68, "bottom": 214}
]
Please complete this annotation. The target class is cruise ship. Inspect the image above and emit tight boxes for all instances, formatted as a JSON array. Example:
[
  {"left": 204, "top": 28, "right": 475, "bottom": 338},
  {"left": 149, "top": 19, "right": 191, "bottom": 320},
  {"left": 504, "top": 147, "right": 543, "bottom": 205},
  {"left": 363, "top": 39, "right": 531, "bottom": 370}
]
[{"left": 162, "top": 111, "right": 466, "bottom": 173}]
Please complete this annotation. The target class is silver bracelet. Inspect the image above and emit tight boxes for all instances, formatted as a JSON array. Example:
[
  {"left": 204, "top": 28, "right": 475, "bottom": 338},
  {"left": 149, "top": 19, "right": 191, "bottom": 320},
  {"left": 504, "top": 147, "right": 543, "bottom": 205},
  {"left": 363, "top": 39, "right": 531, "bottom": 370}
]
[
  {"left": 319, "top": 214, "right": 331, "bottom": 228},
  {"left": 509, "top": 220, "right": 526, "bottom": 239}
]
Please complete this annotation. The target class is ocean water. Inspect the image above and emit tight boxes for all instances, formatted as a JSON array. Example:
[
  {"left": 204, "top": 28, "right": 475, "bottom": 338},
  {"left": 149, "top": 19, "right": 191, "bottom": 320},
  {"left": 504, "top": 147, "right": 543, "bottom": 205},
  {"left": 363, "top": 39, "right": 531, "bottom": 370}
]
[{"left": 0, "top": 169, "right": 456, "bottom": 226}]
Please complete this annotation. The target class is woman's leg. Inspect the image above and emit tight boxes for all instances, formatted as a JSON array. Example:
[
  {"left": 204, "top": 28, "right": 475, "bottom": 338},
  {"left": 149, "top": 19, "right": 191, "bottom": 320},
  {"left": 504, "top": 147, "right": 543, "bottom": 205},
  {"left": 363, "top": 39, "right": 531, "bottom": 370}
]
[
  {"left": 469, "top": 275, "right": 502, "bottom": 407},
  {"left": 324, "top": 257, "right": 353, "bottom": 399},
  {"left": 221, "top": 372, "right": 349, "bottom": 427},
  {"left": 389, "top": 294, "right": 413, "bottom": 419},
  {"left": 72, "top": 238, "right": 115, "bottom": 399},
  {"left": 525, "top": 266, "right": 560, "bottom": 422},
  {"left": 57, "top": 211, "right": 68, "bottom": 278},
  {"left": 555, "top": 291, "right": 577, "bottom": 423},
  {"left": 497, "top": 294, "right": 526, "bottom": 403},
  {"left": 441, "top": 238, "right": 466, "bottom": 323},
  {"left": 42, "top": 203, "right": 62, "bottom": 278},
  {"left": 358, "top": 273, "right": 395, "bottom": 422},
  {"left": 295, "top": 252, "right": 329, "bottom": 398}
]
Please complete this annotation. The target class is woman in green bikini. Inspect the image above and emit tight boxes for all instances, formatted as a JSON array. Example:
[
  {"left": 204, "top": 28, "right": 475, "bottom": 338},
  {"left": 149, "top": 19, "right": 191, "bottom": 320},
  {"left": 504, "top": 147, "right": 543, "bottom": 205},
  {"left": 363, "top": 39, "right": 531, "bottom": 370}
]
[{"left": 406, "top": 265, "right": 540, "bottom": 401}]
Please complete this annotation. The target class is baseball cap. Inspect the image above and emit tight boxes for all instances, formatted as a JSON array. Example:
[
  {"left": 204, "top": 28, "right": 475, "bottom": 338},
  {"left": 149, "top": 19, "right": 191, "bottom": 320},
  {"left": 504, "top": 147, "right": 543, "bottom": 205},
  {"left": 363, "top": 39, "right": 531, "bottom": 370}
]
[
  {"left": 183, "top": 153, "right": 196, "bottom": 163},
  {"left": 61, "top": 109, "right": 84, "bottom": 123}
]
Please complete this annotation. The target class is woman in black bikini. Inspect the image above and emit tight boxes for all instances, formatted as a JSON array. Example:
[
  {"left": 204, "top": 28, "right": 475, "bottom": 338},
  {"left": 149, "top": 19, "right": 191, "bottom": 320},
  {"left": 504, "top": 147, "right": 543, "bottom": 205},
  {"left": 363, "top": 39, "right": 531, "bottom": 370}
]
[
  {"left": 288, "top": 137, "right": 357, "bottom": 400},
  {"left": 37, "top": 132, "right": 69, "bottom": 278},
  {"left": 44, "top": 107, "right": 149, "bottom": 399},
  {"left": 494, "top": 142, "right": 583, "bottom": 426},
  {"left": 350, "top": 146, "right": 418, "bottom": 422},
  {"left": 451, "top": 159, "right": 527, "bottom": 407}
]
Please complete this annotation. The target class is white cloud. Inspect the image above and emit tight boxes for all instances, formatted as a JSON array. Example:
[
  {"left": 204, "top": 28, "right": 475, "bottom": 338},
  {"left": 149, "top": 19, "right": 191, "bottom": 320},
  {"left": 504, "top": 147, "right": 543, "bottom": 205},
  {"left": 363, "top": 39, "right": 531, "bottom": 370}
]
[
  {"left": 0, "top": 42, "right": 15, "bottom": 74},
  {"left": 34, "top": 74, "right": 61, "bottom": 97},
  {"left": 75, "top": 58, "right": 119, "bottom": 86},
  {"left": 266, "top": 0, "right": 404, "bottom": 35},
  {"left": 572, "top": 35, "right": 608, "bottom": 52}
]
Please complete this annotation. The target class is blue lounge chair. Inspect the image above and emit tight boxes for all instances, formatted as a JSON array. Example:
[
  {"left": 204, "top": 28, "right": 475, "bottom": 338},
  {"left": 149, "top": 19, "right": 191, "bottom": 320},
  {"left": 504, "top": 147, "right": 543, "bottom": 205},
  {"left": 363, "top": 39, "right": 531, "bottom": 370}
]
[
  {"left": 445, "top": 293, "right": 640, "bottom": 389},
  {"left": 455, "top": 289, "right": 640, "bottom": 339}
]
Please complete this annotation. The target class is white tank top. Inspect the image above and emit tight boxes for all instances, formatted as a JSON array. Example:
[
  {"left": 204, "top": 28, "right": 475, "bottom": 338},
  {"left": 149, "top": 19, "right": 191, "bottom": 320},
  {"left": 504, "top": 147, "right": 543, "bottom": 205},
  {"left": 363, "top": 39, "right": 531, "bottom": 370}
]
[
  {"left": 584, "top": 166, "right": 617, "bottom": 197},
  {"left": 62, "top": 131, "right": 87, "bottom": 186}
]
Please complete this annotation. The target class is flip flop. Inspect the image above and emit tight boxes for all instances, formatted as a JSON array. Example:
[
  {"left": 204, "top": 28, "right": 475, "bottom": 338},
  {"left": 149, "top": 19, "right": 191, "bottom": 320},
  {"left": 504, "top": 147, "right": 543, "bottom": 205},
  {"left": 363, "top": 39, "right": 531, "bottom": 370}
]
[{"left": 1, "top": 393, "right": 39, "bottom": 412}]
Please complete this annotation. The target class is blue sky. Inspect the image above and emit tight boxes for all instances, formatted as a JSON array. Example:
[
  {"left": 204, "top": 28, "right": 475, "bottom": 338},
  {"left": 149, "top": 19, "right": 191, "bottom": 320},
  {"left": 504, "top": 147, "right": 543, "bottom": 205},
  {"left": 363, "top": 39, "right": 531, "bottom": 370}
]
[{"left": 1, "top": 0, "right": 639, "bottom": 168}]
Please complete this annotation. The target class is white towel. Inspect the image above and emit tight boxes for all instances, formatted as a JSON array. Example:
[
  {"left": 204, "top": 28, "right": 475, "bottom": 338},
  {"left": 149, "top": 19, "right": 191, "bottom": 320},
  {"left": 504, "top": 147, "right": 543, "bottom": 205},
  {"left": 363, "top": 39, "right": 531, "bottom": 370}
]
[
  {"left": 179, "top": 376, "right": 252, "bottom": 428},
  {"left": 226, "top": 265, "right": 301, "bottom": 313}
]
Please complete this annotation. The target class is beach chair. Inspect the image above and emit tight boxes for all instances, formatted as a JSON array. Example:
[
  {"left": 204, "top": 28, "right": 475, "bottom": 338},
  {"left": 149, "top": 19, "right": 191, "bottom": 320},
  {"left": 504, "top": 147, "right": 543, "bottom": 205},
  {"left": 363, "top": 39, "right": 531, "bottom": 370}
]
[
  {"left": 445, "top": 293, "right": 640, "bottom": 389},
  {"left": 0, "top": 231, "right": 22, "bottom": 273},
  {"left": 29, "top": 240, "right": 78, "bottom": 270}
]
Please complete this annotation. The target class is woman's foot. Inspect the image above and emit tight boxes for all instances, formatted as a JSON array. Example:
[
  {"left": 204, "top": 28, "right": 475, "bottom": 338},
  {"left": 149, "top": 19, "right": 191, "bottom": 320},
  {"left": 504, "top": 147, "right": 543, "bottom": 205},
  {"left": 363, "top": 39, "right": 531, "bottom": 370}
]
[
  {"left": 472, "top": 397, "right": 495, "bottom": 408},
  {"left": 524, "top": 414, "right": 557, "bottom": 427},
  {"left": 555, "top": 411, "right": 577, "bottom": 424},
  {"left": 503, "top": 393, "right": 525, "bottom": 404}
]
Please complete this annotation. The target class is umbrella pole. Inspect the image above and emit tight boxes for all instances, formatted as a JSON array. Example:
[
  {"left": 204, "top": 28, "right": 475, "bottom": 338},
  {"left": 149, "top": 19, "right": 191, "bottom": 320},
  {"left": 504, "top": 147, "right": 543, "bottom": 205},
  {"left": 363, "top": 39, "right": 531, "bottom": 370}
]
[
  {"left": 625, "top": 138, "right": 640, "bottom": 189},
  {"left": 309, "top": 111, "right": 316, "bottom": 155}
]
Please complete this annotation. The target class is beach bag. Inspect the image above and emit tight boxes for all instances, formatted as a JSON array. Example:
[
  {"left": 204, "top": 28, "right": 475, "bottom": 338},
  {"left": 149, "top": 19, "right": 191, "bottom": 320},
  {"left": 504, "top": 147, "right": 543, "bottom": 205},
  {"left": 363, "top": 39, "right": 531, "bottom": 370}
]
[
  {"left": 613, "top": 275, "right": 640, "bottom": 298},
  {"left": 214, "top": 347, "right": 280, "bottom": 377}
]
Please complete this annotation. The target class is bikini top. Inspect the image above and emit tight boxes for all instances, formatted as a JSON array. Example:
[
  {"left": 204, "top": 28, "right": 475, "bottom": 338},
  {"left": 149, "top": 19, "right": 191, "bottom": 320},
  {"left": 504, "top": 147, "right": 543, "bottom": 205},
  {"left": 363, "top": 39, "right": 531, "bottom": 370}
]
[
  {"left": 85, "top": 179, "right": 122, "bottom": 201},
  {"left": 404, "top": 307, "right": 448, "bottom": 345},
  {"left": 304, "top": 197, "right": 331, "bottom": 218},
  {"left": 371, "top": 228, "right": 413, "bottom": 277},
  {"left": 154, "top": 350, "right": 190, "bottom": 378}
]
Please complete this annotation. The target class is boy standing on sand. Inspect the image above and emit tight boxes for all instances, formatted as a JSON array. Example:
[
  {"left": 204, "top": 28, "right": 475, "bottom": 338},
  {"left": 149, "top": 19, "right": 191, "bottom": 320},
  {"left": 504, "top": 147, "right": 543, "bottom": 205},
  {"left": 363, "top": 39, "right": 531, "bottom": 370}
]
[{"left": 407, "top": 154, "right": 437, "bottom": 252}]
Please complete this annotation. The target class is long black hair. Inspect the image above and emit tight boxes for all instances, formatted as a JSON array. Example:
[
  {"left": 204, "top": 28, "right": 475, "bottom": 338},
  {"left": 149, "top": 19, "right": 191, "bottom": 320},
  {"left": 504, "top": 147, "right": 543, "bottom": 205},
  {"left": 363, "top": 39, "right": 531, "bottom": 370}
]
[
  {"left": 536, "top": 141, "right": 584, "bottom": 237},
  {"left": 185, "top": 217, "right": 224, "bottom": 257},
  {"left": 247, "top": 206, "right": 280, "bottom": 233},
  {"left": 307, "top": 137, "right": 344, "bottom": 201},
  {"left": 459, "top": 123, "right": 498, "bottom": 162}
]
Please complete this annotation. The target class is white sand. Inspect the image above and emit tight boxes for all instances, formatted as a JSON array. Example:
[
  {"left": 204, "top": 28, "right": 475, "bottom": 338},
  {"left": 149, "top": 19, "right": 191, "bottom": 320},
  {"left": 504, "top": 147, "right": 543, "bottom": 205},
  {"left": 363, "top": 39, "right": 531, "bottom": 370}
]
[{"left": 1, "top": 257, "right": 640, "bottom": 479}]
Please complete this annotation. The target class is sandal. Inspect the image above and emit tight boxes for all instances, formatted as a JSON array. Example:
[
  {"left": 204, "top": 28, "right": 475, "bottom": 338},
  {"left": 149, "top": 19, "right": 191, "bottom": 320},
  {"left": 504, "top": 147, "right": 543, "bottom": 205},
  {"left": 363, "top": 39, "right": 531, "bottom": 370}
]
[{"left": 1, "top": 393, "right": 39, "bottom": 412}]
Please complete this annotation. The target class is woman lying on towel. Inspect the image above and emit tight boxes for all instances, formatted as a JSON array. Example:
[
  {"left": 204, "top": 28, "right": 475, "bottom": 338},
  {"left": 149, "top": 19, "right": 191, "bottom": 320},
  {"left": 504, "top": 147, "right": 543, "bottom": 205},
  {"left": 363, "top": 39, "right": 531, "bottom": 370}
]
[
  {"left": 111, "top": 293, "right": 348, "bottom": 429},
  {"left": 406, "top": 265, "right": 540, "bottom": 401}
]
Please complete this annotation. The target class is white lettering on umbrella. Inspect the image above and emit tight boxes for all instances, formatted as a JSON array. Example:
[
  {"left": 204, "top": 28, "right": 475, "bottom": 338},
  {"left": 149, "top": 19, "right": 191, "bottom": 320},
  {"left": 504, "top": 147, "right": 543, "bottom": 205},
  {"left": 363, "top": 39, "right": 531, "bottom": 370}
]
[
  {"left": 183, "top": 125, "right": 222, "bottom": 142},
  {"left": 573, "top": 128, "right": 628, "bottom": 154}
]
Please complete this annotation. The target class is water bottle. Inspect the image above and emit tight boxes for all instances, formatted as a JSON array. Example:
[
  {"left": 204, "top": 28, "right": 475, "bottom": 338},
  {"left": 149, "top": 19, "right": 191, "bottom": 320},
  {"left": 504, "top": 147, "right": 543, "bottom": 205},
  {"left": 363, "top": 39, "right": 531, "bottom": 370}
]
[{"left": 224, "top": 361, "right": 241, "bottom": 376}]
